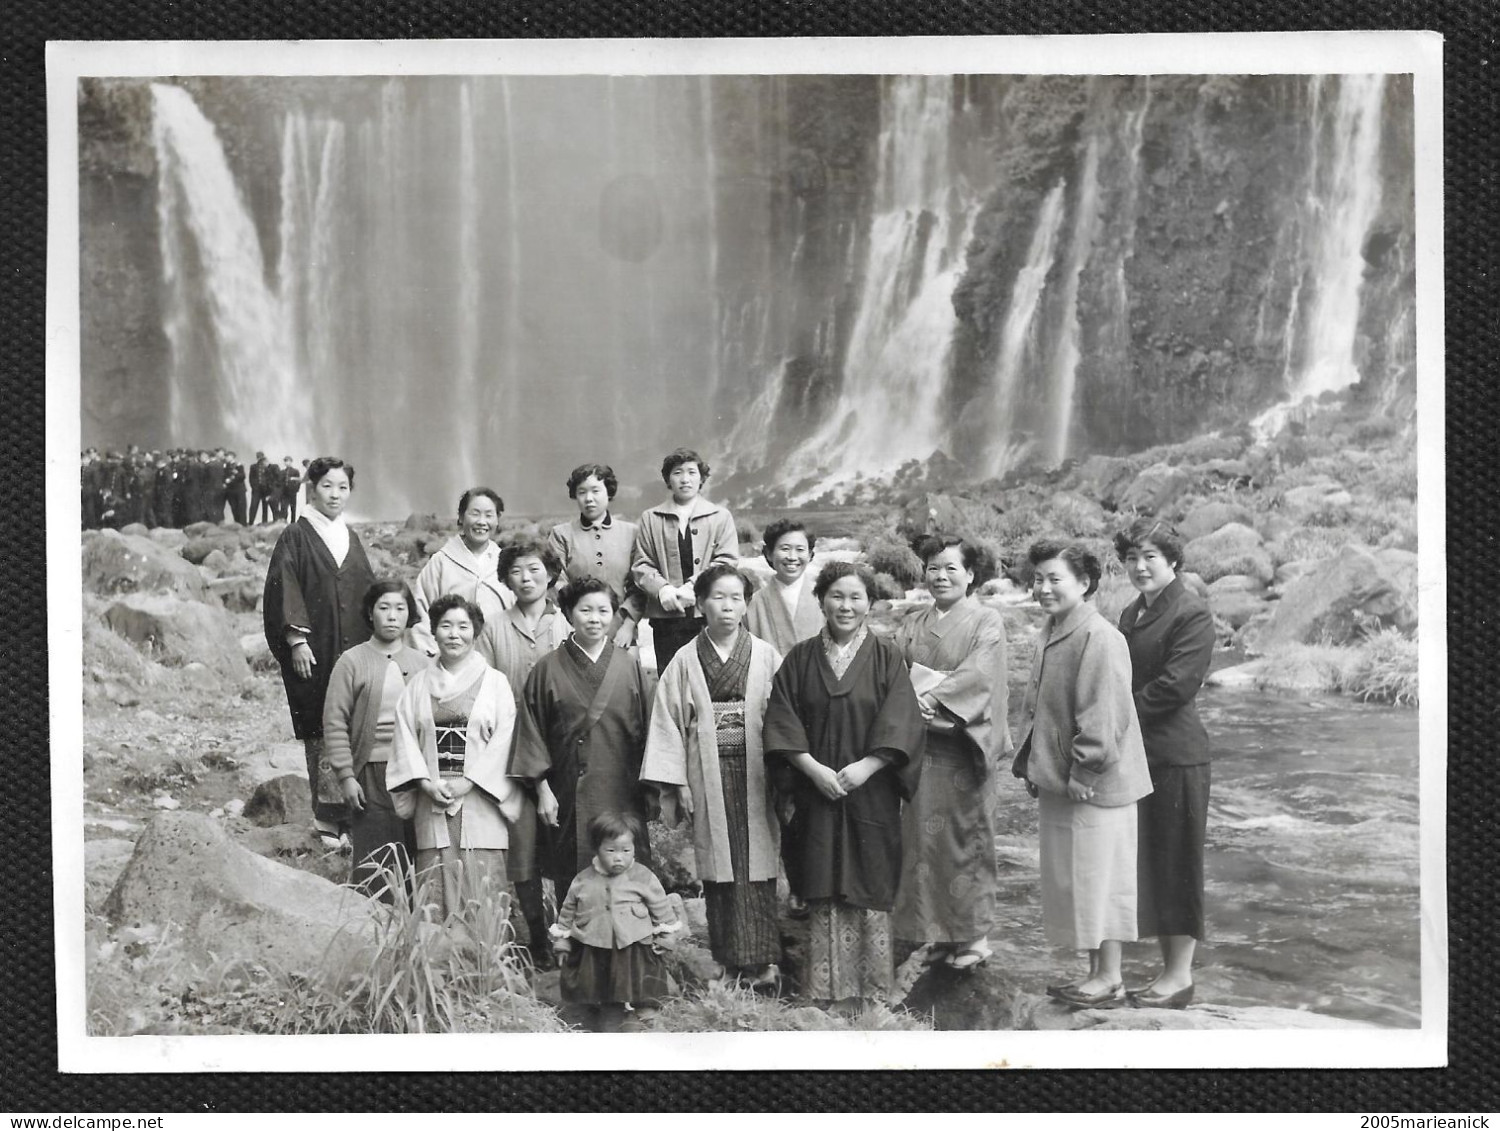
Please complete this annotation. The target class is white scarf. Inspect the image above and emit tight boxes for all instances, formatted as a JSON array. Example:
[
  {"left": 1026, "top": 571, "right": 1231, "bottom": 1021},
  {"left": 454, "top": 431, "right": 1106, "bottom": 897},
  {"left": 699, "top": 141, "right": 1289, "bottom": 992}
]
[
  {"left": 424, "top": 648, "right": 488, "bottom": 701},
  {"left": 302, "top": 506, "right": 350, "bottom": 566}
]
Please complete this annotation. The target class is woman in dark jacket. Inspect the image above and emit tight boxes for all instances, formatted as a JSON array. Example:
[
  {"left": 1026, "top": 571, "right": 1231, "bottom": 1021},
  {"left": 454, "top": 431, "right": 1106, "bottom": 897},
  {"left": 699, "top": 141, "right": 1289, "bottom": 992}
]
[
  {"left": 263, "top": 457, "right": 376, "bottom": 846},
  {"left": 1114, "top": 518, "right": 1216, "bottom": 1008}
]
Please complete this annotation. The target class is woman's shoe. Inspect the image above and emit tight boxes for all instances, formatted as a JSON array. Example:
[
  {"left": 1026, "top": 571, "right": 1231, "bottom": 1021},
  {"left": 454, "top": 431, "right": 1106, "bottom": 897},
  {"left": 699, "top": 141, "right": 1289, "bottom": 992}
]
[
  {"left": 944, "top": 945, "right": 993, "bottom": 972},
  {"left": 749, "top": 964, "right": 782, "bottom": 993},
  {"left": 922, "top": 944, "right": 956, "bottom": 967},
  {"left": 1045, "top": 981, "right": 1082, "bottom": 999},
  {"left": 787, "top": 894, "right": 810, "bottom": 921},
  {"left": 1128, "top": 984, "right": 1195, "bottom": 1010},
  {"left": 1054, "top": 982, "right": 1125, "bottom": 1009}
]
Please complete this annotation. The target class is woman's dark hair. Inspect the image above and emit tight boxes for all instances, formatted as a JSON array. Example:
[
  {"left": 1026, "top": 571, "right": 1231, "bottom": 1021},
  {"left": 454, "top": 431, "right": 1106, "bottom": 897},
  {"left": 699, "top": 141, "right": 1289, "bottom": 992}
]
[
  {"left": 499, "top": 539, "right": 562, "bottom": 582},
  {"left": 586, "top": 810, "right": 643, "bottom": 852},
  {"left": 917, "top": 536, "right": 981, "bottom": 595},
  {"left": 761, "top": 518, "right": 816, "bottom": 561},
  {"left": 812, "top": 561, "right": 878, "bottom": 605},
  {"left": 566, "top": 463, "right": 619, "bottom": 500},
  {"left": 361, "top": 579, "right": 420, "bottom": 629},
  {"left": 1027, "top": 539, "right": 1102, "bottom": 599},
  {"left": 558, "top": 576, "right": 617, "bottom": 620},
  {"left": 660, "top": 447, "right": 710, "bottom": 484},
  {"left": 693, "top": 562, "right": 754, "bottom": 603},
  {"left": 1112, "top": 517, "right": 1185, "bottom": 572},
  {"left": 305, "top": 456, "right": 353, "bottom": 487},
  {"left": 428, "top": 592, "right": 485, "bottom": 636},
  {"left": 457, "top": 487, "right": 504, "bottom": 518}
]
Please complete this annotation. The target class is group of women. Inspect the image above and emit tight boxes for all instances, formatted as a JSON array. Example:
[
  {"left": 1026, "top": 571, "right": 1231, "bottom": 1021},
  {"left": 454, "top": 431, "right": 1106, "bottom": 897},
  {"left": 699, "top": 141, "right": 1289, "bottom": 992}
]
[{"left": 262, "top": 448, "right": 1216, "bottom": 1021}]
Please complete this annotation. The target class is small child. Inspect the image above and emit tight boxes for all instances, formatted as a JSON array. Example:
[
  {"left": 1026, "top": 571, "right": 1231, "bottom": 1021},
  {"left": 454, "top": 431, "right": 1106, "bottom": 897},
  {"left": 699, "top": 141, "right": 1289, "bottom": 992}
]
[{"left": 551, "top": 811, "right": 681, "bottom": 1032}]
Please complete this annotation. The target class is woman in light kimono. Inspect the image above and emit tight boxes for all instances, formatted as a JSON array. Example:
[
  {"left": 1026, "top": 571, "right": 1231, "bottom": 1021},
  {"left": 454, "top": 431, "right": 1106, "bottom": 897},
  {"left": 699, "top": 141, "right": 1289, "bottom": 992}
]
[
  {"left": 410, "top": 487, "right": 511, "bottom": 655},
  {"left": 475, "top": 540, "right": 570, "bottom": 965},
  {"left": 891, "top": 537, "right": 1011, "bottom": 971},
  {"left": 744, "top": 519, "right": 823, "bottom": 657},
  {"left": 388, "top": 593, "right": 522, "bottom": 921},
  {"left": 642, "top": 563, "right": 783, "bottom": 988}
]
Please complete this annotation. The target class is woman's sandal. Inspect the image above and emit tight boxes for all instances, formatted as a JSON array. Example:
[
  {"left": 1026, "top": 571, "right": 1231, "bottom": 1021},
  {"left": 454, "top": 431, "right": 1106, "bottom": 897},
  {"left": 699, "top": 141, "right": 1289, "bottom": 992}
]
[
  {"left": 1054, "top": 982, "right": 1126, "bottom": 1009},
  {"left": 922, "top": 944, "right": 957, "bottom": 967},
  {"left": 1128, "top": 984, "right": 1195, "bottom": 1010},
  {"left": 944, "top": 946, "right": 993, "bottom": 972},
  {"left": 749, "top": 964, "right": 782, "bottom": 994}
]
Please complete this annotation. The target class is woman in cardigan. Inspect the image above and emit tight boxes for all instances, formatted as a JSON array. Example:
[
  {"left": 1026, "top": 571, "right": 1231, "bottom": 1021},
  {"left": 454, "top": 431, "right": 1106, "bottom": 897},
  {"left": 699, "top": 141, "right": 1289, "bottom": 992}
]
[
  {"left": 1114, "top": 518, "right": 1216, "bottom": 1009},
  {"left": 410, "top": 487, "right": 510, "bottom": 655},
  {"left": 642, "top": 563, "right": 783, "bottom": 988},
  {"left": 631, "top": 448, "right": 740, "bottom": 671},
  {"left": 263, "top": 456, "right": 376, "bottom": 846},
  {"left": 1013, "top": 540, "right": 1152, "bottom": 1009},
  {"left": 762, "top": 562, "right": 926, "bottom": 1012},
  {"left": 387, "top": 594, "right": 522, "bottom": 921},
  {"left": 546, "top": 463, "right": 645, "bottom": 647},
  {"left": 475, "top": 539, "right": 570, "bottom": 965},
  {"left": 322, "top": 579, "right": 429, "bottom": 899},
  {"left": 891, "top": 537, "right": 1011, "bottom": 971}
]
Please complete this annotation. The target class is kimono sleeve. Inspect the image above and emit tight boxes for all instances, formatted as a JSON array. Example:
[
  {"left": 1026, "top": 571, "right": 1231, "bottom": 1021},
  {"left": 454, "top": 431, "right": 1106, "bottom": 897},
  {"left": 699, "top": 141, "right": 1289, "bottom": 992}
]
[
  {"left": 930, "top": 610, "right": 1008, "bottom": 726},
  {"left": 508, "top": 662, "right": 556, "bottom": 783},
  {"left": 386, "top": 678, "right": 430, "bottom": 793},
  {"left": 641, "top": 659, "right": 692, "bottom": 789},
  {"left": 468, "top": 671, "right": 522, "bottom": 821},
  {"left": 761, "top": 646, "right": 812, "bottom": 758},
  {"left": 262, "top": 527, "right": 312, "bottom": 665},
  {"left": 1068, "top": 628, "right": 1134, "bottom": 789},
  {"left": 864, "top": 642, "right": 928, "bottom": 800},
  {"left": 322, "top": 650, "right": 361, "bottom": 782}
]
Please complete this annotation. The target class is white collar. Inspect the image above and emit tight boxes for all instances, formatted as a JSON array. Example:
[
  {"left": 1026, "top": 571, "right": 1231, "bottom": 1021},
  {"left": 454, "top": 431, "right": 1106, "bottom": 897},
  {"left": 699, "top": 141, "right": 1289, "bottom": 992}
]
[{"left": 302, "top": 507, "right": 350, "bottom": 565}]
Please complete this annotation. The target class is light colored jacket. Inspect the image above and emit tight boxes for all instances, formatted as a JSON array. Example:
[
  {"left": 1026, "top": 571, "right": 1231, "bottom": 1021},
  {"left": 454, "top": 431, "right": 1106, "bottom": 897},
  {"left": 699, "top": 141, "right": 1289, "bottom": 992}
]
[
  {"left": 1013, "top": 602, "right": 1152, "bottom": 807},
  {"left": 640, "top": 632, "right": 782, "bottom": 882},
  {"left": 630, "top": 496, "right": 739, "bottom": 621},
  {"left": 554, "top": 861, "right": 680, "bottom": 950},
  {"left": 408, "top": 535, "right": 509, "bottom": 655},
  {"left": 322, "top": 640, "right": 429, "bottom": 782},
  {"left": 388, "top": 663, "right": 523, "bottom": 850},
  {"left": 744, "top": 573, "right": 823, "bottom": 657}
]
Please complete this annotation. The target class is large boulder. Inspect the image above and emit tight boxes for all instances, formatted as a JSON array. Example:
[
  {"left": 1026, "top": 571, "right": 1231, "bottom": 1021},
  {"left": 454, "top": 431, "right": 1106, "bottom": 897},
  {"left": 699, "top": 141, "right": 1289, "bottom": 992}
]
[
  {"left": 1070, "top": 454, "right": 1140, "bottom": 509},
  {"left": 1251, "top": 543, "right": 1418, "bottom": 649},
  {"left": 1279, "top": 479, "right": 1353, "bottom": 523},
  {"left": 1183, "top": 523, "right": 1274, "bottom": 585},
  {"left": 82, "top": 530, "right": 209, "bottom": 601},
  {"left": 119, "top": 522, "right": 151, "bottom": 539},
  {"left": 404, "top": 512, "right": 445, "bottom": 533},
  {"left": 900, "top": 960, "right": 1027, "bottom": 1030},
  {"left": 898, "top": 492, "right": 1004, "bottom": 540},
  {"left": 1179, "top": 500, "right": 1255, "bottom": 543},
  {"left": 103, "top": 811, "right": 386, "bottom": 972},
  {"left": 147, "top": 527, "right": 189, "bottom": 548},
  {"left": 1207, "top": 574, "right": 1269, "bottom": 629},
  {"left": 102, "top": 592, "right": 250, "bottom": 683},
  {"left": 1119, "top": 463, "right": 1194, "bottom": 516},
  {"left": 243, "top": 772, "right": 313, "bottom": 829}
]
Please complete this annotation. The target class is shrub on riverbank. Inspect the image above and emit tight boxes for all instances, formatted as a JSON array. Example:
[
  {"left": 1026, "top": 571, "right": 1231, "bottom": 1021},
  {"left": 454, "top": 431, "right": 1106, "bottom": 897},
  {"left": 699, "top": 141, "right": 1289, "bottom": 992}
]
[{"left": 1340, "top": 627, "right": 1419, "bottom": 706}]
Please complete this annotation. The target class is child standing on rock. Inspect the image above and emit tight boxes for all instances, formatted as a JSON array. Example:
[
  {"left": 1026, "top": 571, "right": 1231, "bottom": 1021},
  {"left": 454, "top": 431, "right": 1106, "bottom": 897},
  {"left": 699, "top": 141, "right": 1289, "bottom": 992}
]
[{"left": 551, "top": 811, "right": 681, "bottom": 1032}]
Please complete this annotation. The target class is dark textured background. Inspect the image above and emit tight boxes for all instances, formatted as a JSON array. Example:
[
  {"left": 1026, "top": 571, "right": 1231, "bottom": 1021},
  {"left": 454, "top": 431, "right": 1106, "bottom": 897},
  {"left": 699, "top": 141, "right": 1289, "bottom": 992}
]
[{"left": 6, "top": 0, "right": 1489, "bottom": 1112}]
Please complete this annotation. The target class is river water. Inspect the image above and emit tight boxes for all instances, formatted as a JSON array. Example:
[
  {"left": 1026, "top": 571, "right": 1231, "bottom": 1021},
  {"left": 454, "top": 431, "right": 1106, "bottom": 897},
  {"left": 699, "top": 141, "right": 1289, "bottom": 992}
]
[{"left": 992, "top": 689, "right": 1421, "bottom": 1028}]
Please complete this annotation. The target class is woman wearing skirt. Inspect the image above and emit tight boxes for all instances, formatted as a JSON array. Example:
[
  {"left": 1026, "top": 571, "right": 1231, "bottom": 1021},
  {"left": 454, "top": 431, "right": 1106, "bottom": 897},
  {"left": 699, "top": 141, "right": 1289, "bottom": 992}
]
[{"left": 1014, "top": 540, "right": 1152, "bottom": 1009}]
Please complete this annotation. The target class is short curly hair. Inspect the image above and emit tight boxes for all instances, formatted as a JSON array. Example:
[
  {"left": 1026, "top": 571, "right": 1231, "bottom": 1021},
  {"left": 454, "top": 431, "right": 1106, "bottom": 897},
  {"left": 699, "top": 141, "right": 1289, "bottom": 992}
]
[
  {"left": 812, "top": 560, "right": 878, "bottom": 604},
  {"left": 361, "top": 579, "right": 420, "bottom": 629},
  {"left": 566, "top": 463, "right": 619, "bottom": 500},
  {"left": 1026, "top": 539, "right": 1101, "bottom": 599},
  {"left": 557, "top": 576, "right": 617, "bottom": 620},
  {"left": 1112, "top": 517, "right": 1185, "bottom": 571},
  {"left": 427, "top": 592, "right": 485, "bottom": 636},
  {"left": 660, "top": 447, "right": 710, "bottom": 484}
]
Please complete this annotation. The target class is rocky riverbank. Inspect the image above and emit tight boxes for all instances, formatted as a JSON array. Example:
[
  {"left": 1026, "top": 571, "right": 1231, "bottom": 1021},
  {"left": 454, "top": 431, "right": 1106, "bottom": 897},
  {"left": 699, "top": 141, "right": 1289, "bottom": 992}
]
[{"left": 80, "top": 411, "right": 1417, "bottom": 1035}]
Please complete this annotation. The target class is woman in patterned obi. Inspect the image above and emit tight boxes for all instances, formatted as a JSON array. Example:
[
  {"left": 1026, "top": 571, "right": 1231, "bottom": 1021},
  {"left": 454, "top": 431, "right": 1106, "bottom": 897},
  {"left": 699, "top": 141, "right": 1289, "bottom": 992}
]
[
  {"left": 891, "top": 537, "right": 1012, "bottom": 971},
  {"left": 387, "top": 593, "right": 522, "bottom": 921},
  {"left": 761, "top": 562, "right": 926, "bottom": 1012},
  {"left": 642, "top": 563, "right": 784, "bottom": 989}
]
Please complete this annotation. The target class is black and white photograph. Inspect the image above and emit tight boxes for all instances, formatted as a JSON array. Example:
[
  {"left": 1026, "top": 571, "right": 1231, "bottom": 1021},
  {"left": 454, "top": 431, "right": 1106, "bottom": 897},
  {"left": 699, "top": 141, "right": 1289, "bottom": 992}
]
[{"left": 47, "top": 34, "right": 1445, "bottom": 1071}]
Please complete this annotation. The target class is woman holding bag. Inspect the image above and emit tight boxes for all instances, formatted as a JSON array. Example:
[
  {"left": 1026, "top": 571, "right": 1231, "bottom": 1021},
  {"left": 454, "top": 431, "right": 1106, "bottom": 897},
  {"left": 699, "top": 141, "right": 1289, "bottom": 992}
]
[{"left": 890, "top": 537, "right": 1012, "bottom": 971}]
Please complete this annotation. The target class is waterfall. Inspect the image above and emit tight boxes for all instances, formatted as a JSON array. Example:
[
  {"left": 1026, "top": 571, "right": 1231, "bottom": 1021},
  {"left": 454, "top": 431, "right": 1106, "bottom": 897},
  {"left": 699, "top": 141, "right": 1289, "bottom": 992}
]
[
  {"left": 699, "top": 76, "right": 723, "bottom": 413},
  {"left": 455, "top": 82, "right": 481, "bottom": 484},
  {"left": 151, "top": 83, "right": 308, "bottom": 456},
  {"left": 498, "top": 77, "right": 524, "bottom": 489},
  {"left": 1046, "top": 135, "right": 1101, "bottom": 465},
  {"left": 979, "top": 182, "right": 1067, "bottom": 480},
  {"left": 785, "top": 76, "right": 975, "bottom": 493},
  {"left": 1254, "top": 74, "right": 1387, "bottom": 435}
]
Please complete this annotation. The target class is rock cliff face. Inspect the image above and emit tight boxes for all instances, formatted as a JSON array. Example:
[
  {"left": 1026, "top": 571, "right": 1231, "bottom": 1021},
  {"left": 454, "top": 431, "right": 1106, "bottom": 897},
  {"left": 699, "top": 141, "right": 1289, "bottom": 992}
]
[{"left": 77, "top": 73, "right": 1415, "bottom": 508}]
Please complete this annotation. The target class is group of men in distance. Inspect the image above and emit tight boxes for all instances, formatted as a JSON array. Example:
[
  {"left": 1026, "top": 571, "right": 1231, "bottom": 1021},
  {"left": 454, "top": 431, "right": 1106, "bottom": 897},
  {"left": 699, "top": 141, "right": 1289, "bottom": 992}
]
[{"left": 81, "top": 446, "right": 306, "bottom": 531}]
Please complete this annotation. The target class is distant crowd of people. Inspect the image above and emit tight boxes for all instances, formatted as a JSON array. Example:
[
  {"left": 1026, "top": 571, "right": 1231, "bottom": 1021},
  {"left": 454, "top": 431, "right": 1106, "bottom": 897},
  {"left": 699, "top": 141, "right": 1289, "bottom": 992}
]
[{"left": 81, "top": 447, "right": 309, "bottom": 530}]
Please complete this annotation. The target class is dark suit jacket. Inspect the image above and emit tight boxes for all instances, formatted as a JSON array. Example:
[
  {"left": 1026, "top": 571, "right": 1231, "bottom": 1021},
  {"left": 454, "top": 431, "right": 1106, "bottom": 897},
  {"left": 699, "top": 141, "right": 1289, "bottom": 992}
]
[{"left": 1117, "top": 575, "right": 1215, "bottom": 768}]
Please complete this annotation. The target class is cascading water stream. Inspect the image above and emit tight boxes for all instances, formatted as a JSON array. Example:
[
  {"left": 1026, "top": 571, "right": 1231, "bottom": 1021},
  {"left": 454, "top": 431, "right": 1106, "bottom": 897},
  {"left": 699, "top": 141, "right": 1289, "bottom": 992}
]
[
  {"left": 151, "top": 83, "right": 309, "bottom": 456},
  {"left": 980, "top": 182, "right": 1067, "bottom": 480},
  {"left": 455, "top": 82, "right": 481, "bottom": 486}
]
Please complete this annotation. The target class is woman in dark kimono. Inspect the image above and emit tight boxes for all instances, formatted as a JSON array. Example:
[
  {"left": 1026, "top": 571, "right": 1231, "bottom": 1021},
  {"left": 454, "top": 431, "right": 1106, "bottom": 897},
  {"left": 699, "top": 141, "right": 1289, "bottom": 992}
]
[
  {"left": 762, "top": 562, "right": 925, "bottom": 1012},
  {"left": 509, "top": 577, "right": 654, "bottom": 901},
  {"left": 263, "top": 457, "right": 376, "bottom": 845}
]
